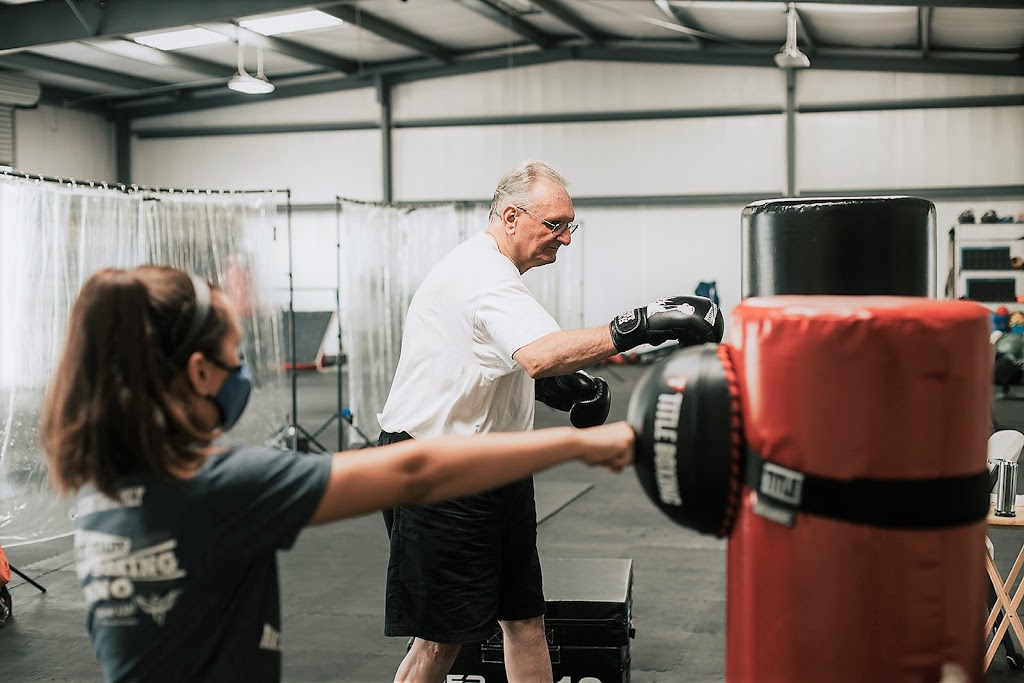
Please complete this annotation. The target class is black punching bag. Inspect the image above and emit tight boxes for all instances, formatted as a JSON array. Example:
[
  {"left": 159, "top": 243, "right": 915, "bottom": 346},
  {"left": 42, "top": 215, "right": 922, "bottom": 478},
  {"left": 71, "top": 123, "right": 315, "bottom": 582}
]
[{"left": 741, "top": 197, "right": 935, "bottom": 298}]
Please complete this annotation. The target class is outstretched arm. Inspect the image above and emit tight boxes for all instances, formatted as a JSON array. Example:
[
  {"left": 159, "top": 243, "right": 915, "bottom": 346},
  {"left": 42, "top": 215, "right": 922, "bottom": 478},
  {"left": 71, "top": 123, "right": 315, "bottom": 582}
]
[
  {"left": 513, "top": 326, "right": 617, "bottom": 378},
  {"left": 512, "top": 295, "right": 724, "bottom": 379},
  {"left": 308, "top": 422, "right": 634, "bottom": 525}
]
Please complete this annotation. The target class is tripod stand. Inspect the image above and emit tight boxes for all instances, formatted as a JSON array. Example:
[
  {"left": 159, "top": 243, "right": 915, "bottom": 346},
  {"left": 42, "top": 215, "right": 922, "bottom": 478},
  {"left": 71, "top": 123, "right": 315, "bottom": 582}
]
[
  {"left": 270, "top": 195, "right": 372, "bottom": 453},
  {"left": 307, "top": 408, "right": 375, "bottom": 450}
]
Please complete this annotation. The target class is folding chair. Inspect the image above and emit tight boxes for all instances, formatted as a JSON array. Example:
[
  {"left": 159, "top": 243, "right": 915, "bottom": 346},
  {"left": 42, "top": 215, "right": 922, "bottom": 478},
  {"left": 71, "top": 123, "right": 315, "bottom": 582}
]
[{"left": 985, "top": 429, "right": 1024, "bottom": 670}]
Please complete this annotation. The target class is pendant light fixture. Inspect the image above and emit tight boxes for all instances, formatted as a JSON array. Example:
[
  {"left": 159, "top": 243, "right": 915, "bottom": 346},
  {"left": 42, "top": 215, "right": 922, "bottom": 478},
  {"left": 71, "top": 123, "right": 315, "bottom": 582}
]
[
  {"left": 774, "top": 3, "right": 810, "bottom": 70},
  {"left": 227, "top": 42, "right": 275, "bottom": 95}
]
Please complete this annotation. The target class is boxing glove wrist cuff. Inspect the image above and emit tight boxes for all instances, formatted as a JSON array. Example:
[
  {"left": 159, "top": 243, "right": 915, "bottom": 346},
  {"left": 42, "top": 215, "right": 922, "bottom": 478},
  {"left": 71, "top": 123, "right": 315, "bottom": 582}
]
[{"left": 609, "top": 308, "right": 645, "bottom": 352}]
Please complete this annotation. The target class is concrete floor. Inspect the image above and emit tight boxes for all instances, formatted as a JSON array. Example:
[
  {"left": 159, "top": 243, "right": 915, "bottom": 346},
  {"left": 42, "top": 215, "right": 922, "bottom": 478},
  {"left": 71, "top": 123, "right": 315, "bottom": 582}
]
[{"left": 2, "top": 365, "right": 1024, "bottom": 681}]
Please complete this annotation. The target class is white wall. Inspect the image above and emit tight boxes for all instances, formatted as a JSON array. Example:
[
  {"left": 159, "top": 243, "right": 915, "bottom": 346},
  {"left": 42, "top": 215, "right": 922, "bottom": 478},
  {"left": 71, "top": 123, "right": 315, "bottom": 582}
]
[
  {"left": 798, "top": 106, "right": 1024, "bottom": 191},
  {"left": 133, "top": 130, "right": 382, "bottom": 203},
  {"left": 392, "top": 115, "right": 785, "bottom": 201},
  {"left": 391, "top": 62, "right": 785, "bottom": 118},
  {"left": 124, "top": 61, "right": 1024, "bottom": 325},
  {"left": 577, "top": 204, "right": 745, "bottom": 326},
  {"left": 14, "top": 105, "right": 116, "bottom": 182},
  {"left": 798, "top": 70, "right": 1024, "bottom": 104},
  {"left": 127, "top": 62, "right": 1024, "bottom": 205}
]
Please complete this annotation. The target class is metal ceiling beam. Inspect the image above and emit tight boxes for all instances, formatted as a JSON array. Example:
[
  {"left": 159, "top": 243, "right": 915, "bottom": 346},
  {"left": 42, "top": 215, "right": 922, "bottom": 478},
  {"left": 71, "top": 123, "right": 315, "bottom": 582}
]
[
  {"left": 528, "top": 0, "right": 609, "bottom": 46},
  {"left": 919, "top": 7, "right": 933, "bottom": 58},
  {"left": 38, "top": 84, "right": 109, "bottom": 113},
  {"left": 651, "top": 1, "right": 702, "bottom": 47},
  {"left": 579, "top": 45, "right": 1024, "bottom": 77},
  {"left": 116, "top": 74, "right": 374, "bottom": 119},
  {"left": 112, "top": 40, "right": 1024, "bottom": 119},
  {"left": 0, "top": 0, "right": 349, "bottom": 53},
  {"left": 451, "top": 0, "right": 555, "bottom": 49},
  {"left": 116, "top": 49, "right": 574, "bottom": 119},
  {"left": 0, "top": 52, "right": 165, "bottom": 91},
  {"left": 658, "top": 0, "right": 1024, "bottom": 6},
  {"left": 799, "top": 94, "right": 1024, "bottom": 113},
  {"left": 199, "top": 23, "right": 361, "bottom": 74},
  {"left": 320, "top": 5, "right": 454, "bottom": 63},
  {"left": 87, "top": 39, "right": 229, "bottom": 79}
]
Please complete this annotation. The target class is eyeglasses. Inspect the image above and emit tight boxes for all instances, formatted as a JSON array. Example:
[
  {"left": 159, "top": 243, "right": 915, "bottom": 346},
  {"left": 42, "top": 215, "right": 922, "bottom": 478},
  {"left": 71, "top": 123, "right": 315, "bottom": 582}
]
[
  {"left": 515, "top": 206, "right": 579, "bottom": 236},
  {"left": 207, "top": 350, "right": 245, "bottom": 372}
]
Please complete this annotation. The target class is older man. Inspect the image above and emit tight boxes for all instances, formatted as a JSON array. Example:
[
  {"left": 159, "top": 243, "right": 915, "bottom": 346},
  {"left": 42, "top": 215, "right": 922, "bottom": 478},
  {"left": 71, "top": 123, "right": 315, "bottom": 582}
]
[{"left": 377, "top": 160, "right": 722, "bottom": 682}]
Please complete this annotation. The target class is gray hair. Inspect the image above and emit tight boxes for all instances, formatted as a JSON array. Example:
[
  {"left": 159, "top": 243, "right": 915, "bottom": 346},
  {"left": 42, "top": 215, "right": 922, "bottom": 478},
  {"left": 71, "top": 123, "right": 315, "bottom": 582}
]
[{"left": 488, "top": 160, "right": 569, "bottom": 221}]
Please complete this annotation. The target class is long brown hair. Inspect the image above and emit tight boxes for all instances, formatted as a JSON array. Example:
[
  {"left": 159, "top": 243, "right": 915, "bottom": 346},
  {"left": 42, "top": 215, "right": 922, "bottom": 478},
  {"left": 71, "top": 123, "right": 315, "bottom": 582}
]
[{"left": 40, "top": 265, "right": 231, "bottom": 499}]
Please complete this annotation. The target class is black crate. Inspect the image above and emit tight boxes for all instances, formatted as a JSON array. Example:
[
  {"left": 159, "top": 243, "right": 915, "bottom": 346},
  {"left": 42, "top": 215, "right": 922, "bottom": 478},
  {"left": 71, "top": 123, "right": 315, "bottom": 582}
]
[
  {"left": 453, "top": 639, "right": 631, "bottom": 683},
  {"left": 542, "top": 558, "right": 634, "bottom": 647},
  {"left": 966, "top": 278, "right": 1016, "bottom": 302},
  {"left": 962, "top": 246, "right": 1012, "bottom": 270},
  {"left": 447, "top": 558, "right": 634, "bottom": 683}
]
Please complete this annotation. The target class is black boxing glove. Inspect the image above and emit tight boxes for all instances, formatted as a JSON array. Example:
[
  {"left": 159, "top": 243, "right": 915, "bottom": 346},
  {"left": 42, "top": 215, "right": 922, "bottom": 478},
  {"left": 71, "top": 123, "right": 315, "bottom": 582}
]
[
  {"left": 535, "top": 370, "right": 611, "bottom": 429},
  {"left": 609, "top": 295, "right": 724, "bottom": 353}
]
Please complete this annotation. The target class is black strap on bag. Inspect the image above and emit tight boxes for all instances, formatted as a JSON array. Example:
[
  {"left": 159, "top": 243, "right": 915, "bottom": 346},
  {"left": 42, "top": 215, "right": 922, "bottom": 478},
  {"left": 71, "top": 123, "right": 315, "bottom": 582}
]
[{"left": 745, "top": 447, "right": 990, "bottom": 529}]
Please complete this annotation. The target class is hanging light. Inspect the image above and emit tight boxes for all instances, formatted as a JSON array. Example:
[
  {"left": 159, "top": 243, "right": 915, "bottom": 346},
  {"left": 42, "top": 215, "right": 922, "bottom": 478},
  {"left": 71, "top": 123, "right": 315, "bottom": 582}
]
[
  {"left": 227, "top": 43, "right": 275, "bottom": 95},
  {"left": 774, "top": 3, "right": 810, "bottom": 70}
]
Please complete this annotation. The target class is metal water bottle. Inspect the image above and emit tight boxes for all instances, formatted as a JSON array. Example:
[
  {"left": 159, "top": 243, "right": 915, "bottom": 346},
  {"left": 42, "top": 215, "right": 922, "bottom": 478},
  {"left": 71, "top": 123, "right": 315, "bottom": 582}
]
[{"left": 995, "top": 459, "right": 1019, "bottom": 517}]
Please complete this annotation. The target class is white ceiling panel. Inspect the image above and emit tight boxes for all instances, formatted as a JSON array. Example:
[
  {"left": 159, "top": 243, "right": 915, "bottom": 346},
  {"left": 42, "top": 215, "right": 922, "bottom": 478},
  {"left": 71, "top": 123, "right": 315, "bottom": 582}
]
[
  {"left": 33, "top": 43, "right": 232, "bottom": 88},
  {"left": 684, "top": 2, "right": 787, "bottom": 43},
  {"left": 0, "top": 0, "right": 1018, "bottom": 107},
  {"left": 87, "top": 39, "right": 230, "bottom": 76},
  {"left": 932, "top": 8, "right": 1024, "bottom": 51},
  {"left": 568, "top": 1, "right": 690, "bottom": 40},
  {"left": 507, "top": 9, "right": 593, "bottom": 39},
  {"left": 32, "top": 44, "right": 180, "bottom": 84},
  {"left": 349, "top": 0, "right": 524, "bottom": 51},
  {"left": 800, "top": 5, "right": 918, "bottom": 49},
  {"left": 134, "top": 43, "right": 235, "bottom": 70},
  {"left": 296, "top": 24, "right": 423, "bottom": 63}
]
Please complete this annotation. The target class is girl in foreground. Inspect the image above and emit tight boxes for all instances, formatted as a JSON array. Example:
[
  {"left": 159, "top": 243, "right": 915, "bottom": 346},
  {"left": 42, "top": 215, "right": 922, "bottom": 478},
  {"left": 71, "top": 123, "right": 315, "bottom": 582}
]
[{"left": 39, "top": 265, "right": 634, "bottom": 683}]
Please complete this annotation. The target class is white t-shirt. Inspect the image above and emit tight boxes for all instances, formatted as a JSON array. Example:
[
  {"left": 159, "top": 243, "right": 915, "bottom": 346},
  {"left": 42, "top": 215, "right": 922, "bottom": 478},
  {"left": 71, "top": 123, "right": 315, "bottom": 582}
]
[{"left": 378, "top": 231, "right": 560, "bottom": 438}]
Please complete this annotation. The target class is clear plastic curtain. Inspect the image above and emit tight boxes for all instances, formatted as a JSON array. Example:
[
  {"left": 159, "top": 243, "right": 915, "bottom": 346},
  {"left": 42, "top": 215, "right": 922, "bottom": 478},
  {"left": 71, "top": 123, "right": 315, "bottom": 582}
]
[
  {"left": 338, "top": 201, "right": 584, "bottom": 443},
  {"left": 140, "top": 192, "right": 289, "bottom": 442},
  {"left": 339, "top": 202, "right": 468, "bottom": 441},
  {"left": 0, "top": 177, "right": 286, "bottom": 545}
]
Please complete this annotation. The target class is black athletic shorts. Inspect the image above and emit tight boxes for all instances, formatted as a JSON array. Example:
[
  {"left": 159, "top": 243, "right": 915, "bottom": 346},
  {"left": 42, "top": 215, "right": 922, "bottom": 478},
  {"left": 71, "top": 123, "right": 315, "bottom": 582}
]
[{"left": 377, "top": 430, "right": 546, "bottom": 644}]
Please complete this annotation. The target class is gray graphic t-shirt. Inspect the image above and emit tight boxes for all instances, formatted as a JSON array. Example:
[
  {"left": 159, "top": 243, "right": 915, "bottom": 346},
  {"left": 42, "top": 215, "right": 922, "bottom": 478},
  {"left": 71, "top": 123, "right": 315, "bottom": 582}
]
[{"left": 74, "top": 445, "right": 332, "bottom": 682}]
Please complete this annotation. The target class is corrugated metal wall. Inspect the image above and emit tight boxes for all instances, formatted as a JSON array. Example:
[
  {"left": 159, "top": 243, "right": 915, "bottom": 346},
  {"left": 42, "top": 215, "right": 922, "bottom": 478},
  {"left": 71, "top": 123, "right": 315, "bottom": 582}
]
[{"left": 0, "top": 105, "right": 13, "bottom": 167}]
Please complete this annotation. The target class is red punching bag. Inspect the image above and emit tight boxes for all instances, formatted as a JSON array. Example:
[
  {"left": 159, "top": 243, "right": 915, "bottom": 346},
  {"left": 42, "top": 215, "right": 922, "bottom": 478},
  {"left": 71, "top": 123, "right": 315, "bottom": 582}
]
[
  {"left": 629, "top": 196, "right": 990, "bottom": 681},
  {"left": 726, "top": 296, "right": 990, "bottom": 682}
]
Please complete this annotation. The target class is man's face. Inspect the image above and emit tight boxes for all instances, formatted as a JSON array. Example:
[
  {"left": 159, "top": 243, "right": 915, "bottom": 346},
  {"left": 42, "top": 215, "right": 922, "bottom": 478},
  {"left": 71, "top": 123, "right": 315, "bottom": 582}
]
[{"left": 511, "top": 177, "right": 575, "bottom": 272}]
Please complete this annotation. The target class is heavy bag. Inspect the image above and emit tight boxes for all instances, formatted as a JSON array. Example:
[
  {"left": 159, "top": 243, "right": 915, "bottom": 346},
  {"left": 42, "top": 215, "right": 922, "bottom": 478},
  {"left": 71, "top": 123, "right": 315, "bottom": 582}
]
[
  {"left": 741, "top": 197, "right": 935, "bottom": 298},
  {"left": 727, "top": 296, "right": 991, "bottom": 682}
]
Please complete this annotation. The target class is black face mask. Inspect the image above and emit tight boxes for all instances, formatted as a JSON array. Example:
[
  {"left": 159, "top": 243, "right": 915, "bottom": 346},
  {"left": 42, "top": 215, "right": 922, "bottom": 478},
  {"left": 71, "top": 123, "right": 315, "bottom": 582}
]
[
  {"left": 208, "top": 358, "right": 253, "bottom": 431},
  {"left": 181, "top": 274, "right": 252, "bottom": 431}
]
